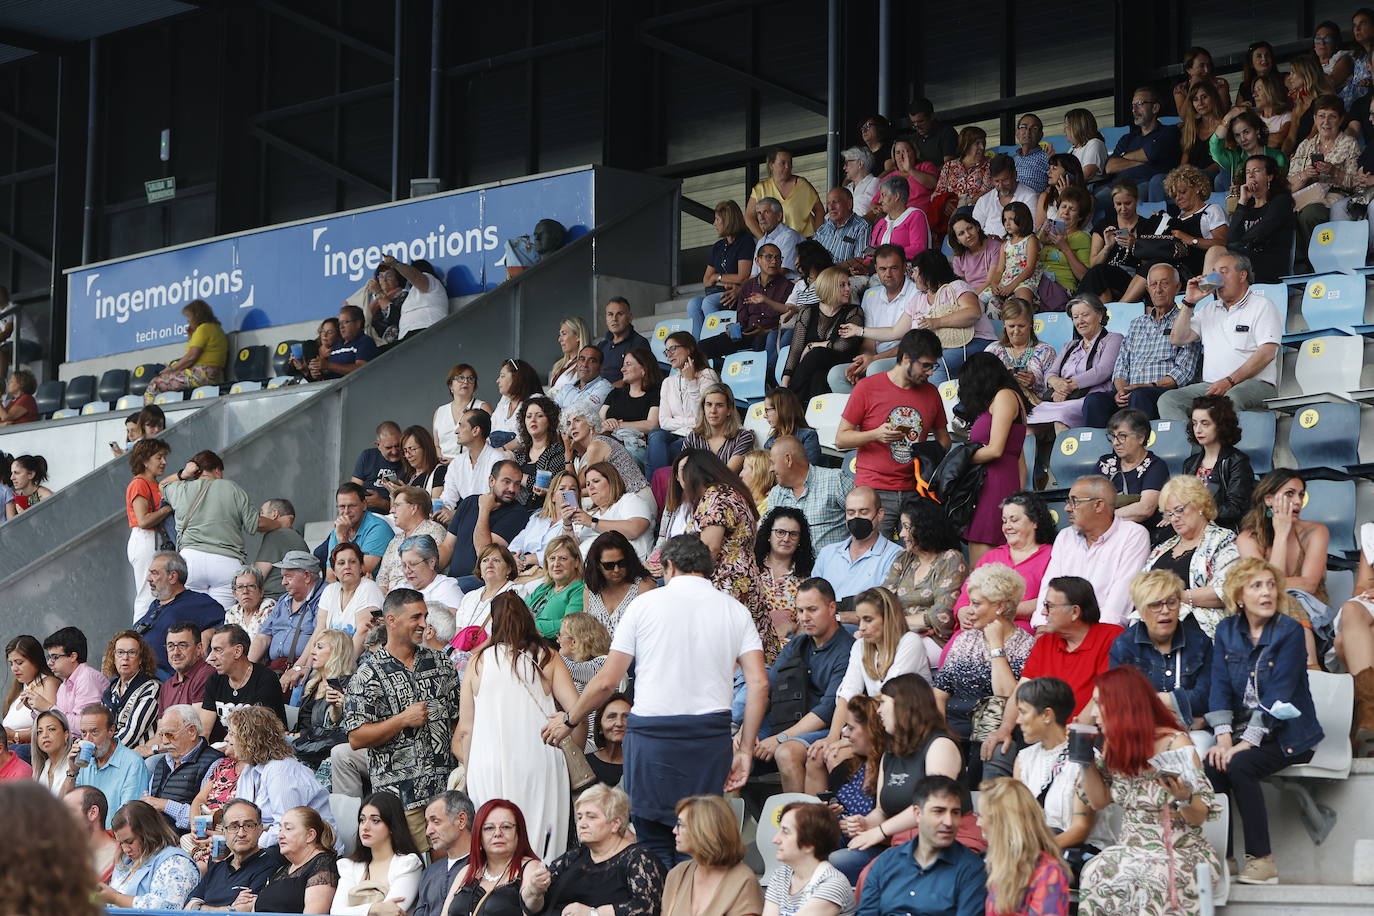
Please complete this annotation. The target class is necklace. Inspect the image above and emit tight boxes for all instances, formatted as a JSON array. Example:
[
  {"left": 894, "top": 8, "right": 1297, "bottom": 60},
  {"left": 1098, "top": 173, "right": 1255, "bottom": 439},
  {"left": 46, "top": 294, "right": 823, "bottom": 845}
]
[{"left": 482, "top": 865, "right": 508, "bottom": 883}]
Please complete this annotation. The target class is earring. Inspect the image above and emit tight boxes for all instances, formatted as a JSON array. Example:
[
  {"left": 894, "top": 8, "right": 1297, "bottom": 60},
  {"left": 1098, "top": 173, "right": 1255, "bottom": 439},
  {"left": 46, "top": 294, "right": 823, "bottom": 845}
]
[{"left": 1265, "top": 507, "right": 1273, "bottom": 518}]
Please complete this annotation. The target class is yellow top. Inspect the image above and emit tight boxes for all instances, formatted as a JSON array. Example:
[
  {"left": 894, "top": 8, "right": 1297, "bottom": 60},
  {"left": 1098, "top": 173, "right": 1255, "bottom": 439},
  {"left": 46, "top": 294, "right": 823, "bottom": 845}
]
[
  {"left": 187, "top": 321, "right": 229, "bottom": 368},
  {"left": 749, "top": 176, "right": 822, "bottom": 237}
]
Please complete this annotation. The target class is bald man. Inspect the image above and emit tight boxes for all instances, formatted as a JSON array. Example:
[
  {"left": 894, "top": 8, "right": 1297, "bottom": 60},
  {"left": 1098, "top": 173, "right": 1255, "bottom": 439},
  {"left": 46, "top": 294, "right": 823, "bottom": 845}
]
[
  {"left": 767, "top": 436, "right": 848, "bottom": 548},
  {"left": 811, "top": 486, "right": 903, "bottom": 606},
  {"left": 1033, "top": 476, "right": 1150, "bottom": 628}
]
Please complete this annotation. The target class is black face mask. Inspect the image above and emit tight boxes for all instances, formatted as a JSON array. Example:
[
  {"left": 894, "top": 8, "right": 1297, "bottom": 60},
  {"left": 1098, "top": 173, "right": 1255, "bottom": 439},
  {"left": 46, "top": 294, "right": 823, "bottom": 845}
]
[{"left": 846, "top": 517, "right": 875, "bottom": 540}]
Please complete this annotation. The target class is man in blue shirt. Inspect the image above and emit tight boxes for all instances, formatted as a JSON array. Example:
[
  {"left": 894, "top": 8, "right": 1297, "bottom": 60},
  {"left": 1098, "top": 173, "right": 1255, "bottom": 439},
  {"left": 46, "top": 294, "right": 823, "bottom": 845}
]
[
  {"left": 553, "top": 346, "right": 614, "bottom": 412},
  {"left": 813, "top": 188, "right": 871, "bottom": 267},
  {"left": 596, "top": 297, "right": 651, "bottom": 387},
  {"left": 315, "top": 305, "right": 378, "bottom": 378},
  {"left": 858, "top": 775, "right": 987, "bottom": 916},
  {"left": 250, "top": 551, "right": 325, "bottom": 682},
  {"left": 443, "top": 461, "right": 532, "bottom": 590},
  {"left": 185, "top": 799, "right": 283, "bottom": 908},
  {"left": 811, "top": 487, "right": 903, "bottom": 608},
  {"left": 313, "top": 482, "right": 394, "bottom": 575},
  {"left": 749, "top": 577, "right": 854, "bottom": 792},
  {"left": 351, "top": 420, "right": 404, "bottom": 512},
  {"left": 137, "top": 552, "right": 224, "bottom": 678},
  {"left": 65, "top": 704, "right": 152, "bottom": 827}
]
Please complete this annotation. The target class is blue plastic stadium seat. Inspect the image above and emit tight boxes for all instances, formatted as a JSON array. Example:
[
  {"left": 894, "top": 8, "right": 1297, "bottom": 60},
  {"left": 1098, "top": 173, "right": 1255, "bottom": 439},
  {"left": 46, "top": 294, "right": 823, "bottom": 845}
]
[
  {"left": 1033, "top": 312, "right": 1075, "bottom": 354},
  {"left": 153, "top": 391, "right": 186, "bottom": 404},
  {"left": 1043, "top": 494, "right": 1071, "bottom": 532},
  {"left": 1049, "top": 428, "right": 1106, "bottom": 489},
  {"left": 722, "top": 351, "right": 766, "bottom": 404},
  {"left": 128, "top": 363, "right": 164, "bottom": 397},
  {"left": 1099, "top": 126, "right": 1130, "bottom": 151},
  {"left": 1289, "top": 273, "right": 1366, "bottom": 342},
  {"left": 64, "top": 374, "right": 96, "bottom": 411},
  {"left": 1237, "top": 411, "right": 1275, "bottom": 475},
  {"left": 700, "top": 310, "right": 736, "bottom": 340},
  {"left": 81, "top": 401, "right": 111, "bottom": 415},
  {"left": 233, "top": 345, "right": 270, "bottom": 382},
  {"left": 1104, "top": 302, "right": 1135, "bottom": 336},
  {"left": 189, "top": 385, "right": 220, "bottom": 401},
  {"left": 97, "top": 368, "right": 129, "bottom": 405},
  {"left": 115, "top": 394, "right": 142, "bottom": 410},
  {"left": 650, "top": 318, "right": 690, "bottom": 363},
  {"left": 229, "top": 381, "right": 264, "bottom": 394},
  {"left": 1136, "top": 200, "right": 1167, "bottom": 218},
  {"left": 1309, "top": 221, "right": 1371, "bottom": 275},
  {"left": 33, "top": 379, "right": 65, "bottom": 417},
  {"left": 1305, "top": 478, "right": 1356, "bottom": 556},
  {"left": 1288, "top": 402, "right": 1361, "bottom": 472},
  {"left": 1147, "top": 418, "right": 1194, "bottom": 471}
]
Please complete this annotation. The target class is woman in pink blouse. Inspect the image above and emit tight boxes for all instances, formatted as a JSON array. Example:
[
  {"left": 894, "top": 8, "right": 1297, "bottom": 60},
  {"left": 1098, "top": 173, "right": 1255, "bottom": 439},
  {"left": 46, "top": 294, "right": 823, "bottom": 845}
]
[
  {"left": 868, "top": 176, "right": 932, "bottom": 261},
  {"left": 870, "top": 139, "right": 938, "bottom": 218},
  {"left": 952, "top": 492, "right": 1056, "bottom": 632},
  {"left": 948, "top": 214, "right": 1004, "bottom": 292}
]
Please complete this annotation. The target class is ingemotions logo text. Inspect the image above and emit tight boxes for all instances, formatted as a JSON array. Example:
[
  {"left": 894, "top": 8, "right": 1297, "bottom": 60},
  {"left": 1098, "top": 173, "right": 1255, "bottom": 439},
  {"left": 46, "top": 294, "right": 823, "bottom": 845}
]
[
  {"left": 315, "top": 223, "right": 501, "bottom": 281},
  {"left": 92, "top": 268, "right": 246, "bottom": 325}
]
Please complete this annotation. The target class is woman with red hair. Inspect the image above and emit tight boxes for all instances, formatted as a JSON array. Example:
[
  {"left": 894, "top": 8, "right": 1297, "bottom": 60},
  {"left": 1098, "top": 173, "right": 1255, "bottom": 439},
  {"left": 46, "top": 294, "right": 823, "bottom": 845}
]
[
  {"left": 1075, "top": 666, "right": 1221, "bottom": 915},
  {"left": 441, "top": 798, "right": 549, "bottom": 916}
]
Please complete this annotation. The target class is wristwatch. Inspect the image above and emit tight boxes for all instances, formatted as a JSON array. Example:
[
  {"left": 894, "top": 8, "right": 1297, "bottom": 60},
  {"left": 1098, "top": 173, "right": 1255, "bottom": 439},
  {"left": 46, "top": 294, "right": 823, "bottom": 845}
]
[
  {"left": 776, "top": 733, "right": 791, "bottom": 743},
  {"left": 563, "top": 713, "right": 576, "bottom": 730},
  {"left": 292, "top": 665, "right": 304, "bottom": 673},
  {"left": 989, "top": 648, "right": 1007, "bottom": 659}
]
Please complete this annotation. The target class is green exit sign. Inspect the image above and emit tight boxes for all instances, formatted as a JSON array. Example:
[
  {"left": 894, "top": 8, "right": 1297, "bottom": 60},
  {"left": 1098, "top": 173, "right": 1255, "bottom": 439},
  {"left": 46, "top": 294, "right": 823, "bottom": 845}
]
[{"left": 145, "top": 177, "right": 176, "bottom": 203}]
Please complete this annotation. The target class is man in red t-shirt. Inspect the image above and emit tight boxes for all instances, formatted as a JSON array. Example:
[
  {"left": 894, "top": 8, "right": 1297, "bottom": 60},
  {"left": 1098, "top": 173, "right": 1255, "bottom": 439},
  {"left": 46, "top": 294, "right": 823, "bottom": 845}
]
[
  {"left": 835, "top": 328, "right": 950, "bottom": 536},
  {"left": 982, "top": 574, "right": 1123, "bottom": 780}
]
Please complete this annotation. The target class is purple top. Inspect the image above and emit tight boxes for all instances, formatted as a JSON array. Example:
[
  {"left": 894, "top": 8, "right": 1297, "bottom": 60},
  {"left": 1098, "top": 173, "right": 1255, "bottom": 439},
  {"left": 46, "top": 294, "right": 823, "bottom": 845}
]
[
  {"left": 1051, "top": 331, "right": 1124, "bottom": 394},
  {"left": 953, "top": 238, "right": 1004, "bottom": 290}
]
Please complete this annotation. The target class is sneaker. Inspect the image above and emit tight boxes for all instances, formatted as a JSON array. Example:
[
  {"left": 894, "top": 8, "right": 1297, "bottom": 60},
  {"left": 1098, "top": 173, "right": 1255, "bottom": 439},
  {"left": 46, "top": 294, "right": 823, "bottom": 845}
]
[{"left": 1236, "top": 854, "right": 1278, "bottom": 885}]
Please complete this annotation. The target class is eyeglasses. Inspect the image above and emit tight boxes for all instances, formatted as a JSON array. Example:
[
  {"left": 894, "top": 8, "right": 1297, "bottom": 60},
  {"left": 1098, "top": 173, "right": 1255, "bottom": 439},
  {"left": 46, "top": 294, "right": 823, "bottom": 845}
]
[
  {"left": 1065, "top": 495, "right": 1102, "bottom": 508},
  {"left": 45, "top": 652, "right": 70, "bottom": 664},
  {"left": 1042, "top": 600, "right": 1074, "bottom": 613},
  {"left": 165, "top": 641, "right": 194, "bottom": 652},
  {"left": 114, "top": 648, "right": 140, "bottom": 658},
  {"left": 481, "top": 822, "right": 517, "bottom": 835},
  {"left": 771, "top": 529, "right": 802, "bottom": 541},
  {"left": 1161, "top": 506, "right": 1192, "bottom": 520},
  {"left": 914, "top": 359, "right": 939, "bottom": 372},
  {"left": 663, "top": 344, "right": 682, "bottom": 354},
  {"left": 232, "top": 583, "right": 260, "bottom": 592},
  {"left": 452, "top": 375, "right": 476, "bottom": 384},
  {"left": 224, "top": 821, "right": 261, "bottom": 834},
  {"left": 1314, "top": 35, "right": 1336, "bottom": 44},
  {"left": 1107, "top": 431, "right": 1137, "bottom": 444},
  {"left": 1145, "top": 598, "right": 1182, "bottom": 613}
]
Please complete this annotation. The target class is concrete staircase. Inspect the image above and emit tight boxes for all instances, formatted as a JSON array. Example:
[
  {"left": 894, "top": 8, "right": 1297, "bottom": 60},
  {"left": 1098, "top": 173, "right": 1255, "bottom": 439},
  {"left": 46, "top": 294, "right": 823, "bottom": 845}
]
[
  {"left": 1221, "top": 884, "right": 1374, "bottom": 914},
  {"left": 633, "top": 282, "right": 705, "bottom": 335}
]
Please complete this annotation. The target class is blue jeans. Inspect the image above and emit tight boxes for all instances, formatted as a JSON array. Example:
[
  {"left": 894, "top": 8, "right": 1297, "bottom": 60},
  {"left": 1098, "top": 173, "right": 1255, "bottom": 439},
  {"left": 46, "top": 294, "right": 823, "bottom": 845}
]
[
  {"left": 830, "top": 844, "right": 884, "bottom": 883},
  {"left": 1081, "top": 386, "right": 1168, "bottom": 428},
  {"left": 688, "top": 291, "right": 724, "bottom": 339},
  {"left": 646, "top": 429, "right": 683, "bottom": 477},
  {"left": 934, "top": 338, "right": 992, "bottom": 386}
]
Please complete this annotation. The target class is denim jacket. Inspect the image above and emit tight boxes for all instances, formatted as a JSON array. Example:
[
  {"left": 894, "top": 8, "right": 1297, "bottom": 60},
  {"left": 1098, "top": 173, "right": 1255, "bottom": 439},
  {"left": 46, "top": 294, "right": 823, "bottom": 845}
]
[
  {"left": 1205, "top": 612, "right": 1322, "bottom": 757},
  {"left": 1110, "top": 615, "right": 1213, "bottom": 726}
]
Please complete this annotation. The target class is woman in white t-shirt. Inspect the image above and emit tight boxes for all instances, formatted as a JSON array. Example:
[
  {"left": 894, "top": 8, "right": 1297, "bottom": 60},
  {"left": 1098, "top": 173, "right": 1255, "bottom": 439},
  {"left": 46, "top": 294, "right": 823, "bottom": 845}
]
[
  {"left": 389, "top": 256, "right": 449, "bottom": 338},
  {"left": 562, "top": 463, "right": 654, "bottom": 560},
  {"left": 490, "top": 357, "right": 544, "bottom": 450},
  {"left": 1063, "top": 108, "right": 1107, "bottom": 182},
  {"left": 764, "top": 802, "right": 856, "bottom": 916},
  {"left": 312, "top": 543, "right": 384, "bottom": 657},
  {"left": 454, "top": 543, "right": 519, "bottom": 633}
]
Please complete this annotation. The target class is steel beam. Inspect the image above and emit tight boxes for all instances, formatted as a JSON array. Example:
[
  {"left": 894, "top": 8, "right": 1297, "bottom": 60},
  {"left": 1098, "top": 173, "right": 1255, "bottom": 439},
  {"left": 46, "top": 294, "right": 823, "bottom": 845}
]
[
  {"left": 250, "top": 83, "right": 391, "bottom": 124},
  {"left": 258, "top": 1, "right": 393, "bottom": 65},
  {"left": 0, "top": 163, "right": 53, "bottom": 187},
  {"left": 0, "top": 226, "right": 50, "bottom": 270},
  {"left": 444, "top": 32, "right": 604, "bottom": 79},
  {"left": 249, "top": 126, "right": 388, "bottom": 196},
  {"left": 638, "top": 33, "right": 826, "bottom": 115}
]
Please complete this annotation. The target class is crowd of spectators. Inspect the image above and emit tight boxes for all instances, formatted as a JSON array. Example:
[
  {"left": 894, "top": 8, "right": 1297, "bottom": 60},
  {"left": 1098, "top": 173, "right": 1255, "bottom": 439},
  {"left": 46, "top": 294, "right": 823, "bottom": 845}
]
[{"left": 12, "top": 18, "right": 1374, "bottom": 914}]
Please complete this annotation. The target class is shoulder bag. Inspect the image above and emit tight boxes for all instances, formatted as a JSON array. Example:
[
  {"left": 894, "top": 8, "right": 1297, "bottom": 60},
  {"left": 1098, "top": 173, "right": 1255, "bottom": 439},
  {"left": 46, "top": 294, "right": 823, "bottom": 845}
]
[
  {"left": 517, "top": 652, "right": 598, "bottom": 792},
  {"left": 927, "top": 283, "right": 976, "bottom": 348}
]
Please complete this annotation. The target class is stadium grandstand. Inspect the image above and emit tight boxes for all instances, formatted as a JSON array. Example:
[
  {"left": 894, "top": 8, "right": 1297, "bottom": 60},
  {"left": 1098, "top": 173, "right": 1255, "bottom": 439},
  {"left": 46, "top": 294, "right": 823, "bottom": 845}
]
[{"left": 4, "top": 2, "right": 1374, "bottom": 914}]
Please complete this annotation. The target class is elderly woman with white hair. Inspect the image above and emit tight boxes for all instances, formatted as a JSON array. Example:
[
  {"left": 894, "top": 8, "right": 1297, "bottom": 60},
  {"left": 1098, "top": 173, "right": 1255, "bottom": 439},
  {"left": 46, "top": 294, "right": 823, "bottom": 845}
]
[
  {"left": 519, "top": 784, "right": 667, "bottom": 916},
  {"left": 1138, "top": 474, "right": 1239, "bottom": 638},
  {"left": 398, "top": 534, "right": 464, "bottom": 610},
  {"left": 867, "top": 174, "right": 932, "bottom": 262},
  {"left": 843, "top": 146, "right": 880, "bottom": 219},
  {"left": 560, "top": 399, "right": 653, "bottom": 506},
  {"left": 932, "top": 563, "right": 1035, "bottom": 781}
]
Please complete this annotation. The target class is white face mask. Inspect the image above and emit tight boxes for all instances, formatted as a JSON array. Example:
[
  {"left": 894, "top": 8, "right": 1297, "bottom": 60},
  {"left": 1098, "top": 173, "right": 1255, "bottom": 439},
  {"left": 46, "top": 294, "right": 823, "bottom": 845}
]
[{"left": 1262, "top": 700, "right": 1302, "bottom": 721}]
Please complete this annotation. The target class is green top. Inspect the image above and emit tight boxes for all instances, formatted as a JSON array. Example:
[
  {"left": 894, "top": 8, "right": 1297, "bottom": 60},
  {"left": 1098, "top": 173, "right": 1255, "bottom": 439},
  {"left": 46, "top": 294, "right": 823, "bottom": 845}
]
[
  {"left": 163, "top": 477, "right": 261, "bottom": 563},
  {"left": 1037, "top": 230, "right": 1092, "bottom": 291},
  {"left": 1208, "top": 135, "right": 1288, "bottom": 181},
  {"left": 527, "top": 578, "right": 586, "bottom": 638}
]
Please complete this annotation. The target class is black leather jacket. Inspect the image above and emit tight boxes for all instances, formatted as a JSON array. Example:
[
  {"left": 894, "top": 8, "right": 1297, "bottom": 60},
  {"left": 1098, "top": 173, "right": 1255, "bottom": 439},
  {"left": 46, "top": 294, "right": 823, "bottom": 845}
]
[{"left": 1182, "top": 445, "right": 1254, "bottom": 530}]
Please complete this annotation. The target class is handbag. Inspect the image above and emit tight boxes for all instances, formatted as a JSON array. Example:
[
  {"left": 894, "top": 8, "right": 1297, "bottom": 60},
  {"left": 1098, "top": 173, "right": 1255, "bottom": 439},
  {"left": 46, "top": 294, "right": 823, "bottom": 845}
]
[
  {"left": 927, "top": 282, "right": 976, "bottom": 348},
  {"left": 1035, "top": 273, "right": 1069, "bottom": 313},
  {"left": 514, "top": 651, "right": 598, "bottom": 792},
  {"left": 1129, "top": 235, "right": 1186, "bottom": 264},
  {"left": 969, "top": 694, "right": 1008, "bottom": 742},
  {"left": 346, "top": 876, "right": 388, "bottom": 909}
]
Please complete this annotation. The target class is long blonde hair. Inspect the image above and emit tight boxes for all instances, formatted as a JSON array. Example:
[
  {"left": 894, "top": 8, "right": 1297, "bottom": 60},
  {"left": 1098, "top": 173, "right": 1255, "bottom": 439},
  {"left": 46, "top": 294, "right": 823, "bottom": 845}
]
[
  {"left": 857, "top": 587, "right": 908, "bottom": 680},
  {"left": 305, "top": 629, "right": 357, "bottom": 702},
  {"left": 979, "top": 778, "right": 1067, "bottom": 914},
  {"left": 551, "top": 317, "right": 591, "bottom": 381}
]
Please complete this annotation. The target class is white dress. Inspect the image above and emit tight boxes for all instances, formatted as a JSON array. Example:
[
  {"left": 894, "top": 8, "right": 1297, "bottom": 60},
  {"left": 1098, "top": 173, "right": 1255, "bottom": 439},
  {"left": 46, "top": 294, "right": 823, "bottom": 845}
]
[
  {"left": 466, "top": 646, "right": 570, "bottom": 859},
  {"left": 317, "top": 579, "right": 385, "bottom": 634},
  {"left": 3, "top": 692, "right": 34, "bottom": 734}
]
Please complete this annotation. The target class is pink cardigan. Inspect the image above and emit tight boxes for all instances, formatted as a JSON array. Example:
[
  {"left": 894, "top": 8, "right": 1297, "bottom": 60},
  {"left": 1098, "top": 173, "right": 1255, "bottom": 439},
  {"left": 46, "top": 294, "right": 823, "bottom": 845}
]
[{"left": 868, "top": 207, "right": 932, "bottom": 261}]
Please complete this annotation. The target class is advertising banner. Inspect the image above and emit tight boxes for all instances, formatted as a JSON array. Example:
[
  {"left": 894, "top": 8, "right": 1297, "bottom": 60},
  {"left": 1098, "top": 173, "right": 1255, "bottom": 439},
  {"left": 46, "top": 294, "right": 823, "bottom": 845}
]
[{"left": 65, "top": 169, "right": 594, "bottom": 361}]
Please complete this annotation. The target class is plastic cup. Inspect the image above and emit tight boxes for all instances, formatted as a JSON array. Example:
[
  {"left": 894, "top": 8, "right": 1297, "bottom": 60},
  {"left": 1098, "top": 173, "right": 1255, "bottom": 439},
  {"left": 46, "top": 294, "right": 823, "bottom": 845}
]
[
  {"left": 432, "top": 497, "right": 445, "bottom": 514},
  {"left": 534, "top": 469, "right": 553, "bottom": 489},
  {"left": 211, "top": 835, "right": 226, "bottom": 859},
  {"left": 1197, "top": 272, "right": 1224, "bottom": 293},
  {"left": 77, "top": 740, "right": 96, "bottom": 764},
  {"left": 289, "top": 343, "right": 304, "bottom": 360},
  {"left": 194, "top": 814, "right": 211, "bottom": 838},
  {"left": 1067, "top": 723, "right": 1099, "bottom": 765}
]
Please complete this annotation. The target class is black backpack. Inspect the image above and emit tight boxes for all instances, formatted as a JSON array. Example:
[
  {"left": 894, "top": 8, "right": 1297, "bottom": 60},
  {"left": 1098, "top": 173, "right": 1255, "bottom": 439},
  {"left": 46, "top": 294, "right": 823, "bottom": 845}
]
[{"left": 769, "top": 649, "right": 812, "bottom": 732}]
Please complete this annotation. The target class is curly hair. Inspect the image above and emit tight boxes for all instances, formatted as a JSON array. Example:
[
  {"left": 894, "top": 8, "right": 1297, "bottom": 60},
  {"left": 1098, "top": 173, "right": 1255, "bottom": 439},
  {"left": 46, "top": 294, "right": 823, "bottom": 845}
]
[
  {"left": 1163, "top": 164, "right": 1213, "bottom": 201},
  {"left": 1001, "top": 491, "right": 1057, "bottom": 545},
  {"left": 965, "top": 563, "right": 1026, "bottom": 616},
  {"left": 754, "top": 506, "right": 816, "bottom": 578},
  {"left": 1185, "top": 394, "right": 1241, "bottom": 448},
  {"left": 899, "top": 497, "right": 962, "bottom": 553},
  {"left": 127, "top": 437, "right": 171, "bottom": 477},
  {"left": 100, "top": 630, "right": 158, "bottom": 680},
  {"left": 559, "top": 612, "right": 610, "bottom": 661},
  {"left": 516, "top": 395, "right": 561, "bottom": 455},
  {"left": 0, "top": 782, "right": 102, "bottom": 916},
  {"left": 227, "top": 706, "right": 294, "bottom": 765},
  {"left": 847, "top": 695, "right": 887, "bottom": 796}
]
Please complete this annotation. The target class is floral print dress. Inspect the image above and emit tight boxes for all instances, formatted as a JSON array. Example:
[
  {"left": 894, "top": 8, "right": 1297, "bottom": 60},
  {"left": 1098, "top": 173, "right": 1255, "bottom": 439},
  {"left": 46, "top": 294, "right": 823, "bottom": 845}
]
[
  {"left": 882, "top": 548, "right": 968, "bottom": 645},
  {"left": 691, "top": 484, "right": 780, "bottom": 662},
  {"left": 987, "top": 341, "right": 1057, "bottom": 400},
  {"left": 982, "top": 235, "right": 1042, "bottom": 302},
  {"left": 986, "top": 851, "right": 1072, "bottom": 916},
  {"left": 1077, "top": 746, "right": 1221, "bottom": 916}
]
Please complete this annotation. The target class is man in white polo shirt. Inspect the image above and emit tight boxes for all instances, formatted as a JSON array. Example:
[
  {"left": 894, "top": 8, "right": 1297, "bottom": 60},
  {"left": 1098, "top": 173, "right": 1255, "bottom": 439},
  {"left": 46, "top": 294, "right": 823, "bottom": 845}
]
[
  {"left": 540, "top": 534, "right": 768, "bottom": 868},
  {"left": 831, "top": 244, "right": 921, "bottom": 392},
  {"left": 1157, "top": 251, "right": 1282, "bottom": 421}
]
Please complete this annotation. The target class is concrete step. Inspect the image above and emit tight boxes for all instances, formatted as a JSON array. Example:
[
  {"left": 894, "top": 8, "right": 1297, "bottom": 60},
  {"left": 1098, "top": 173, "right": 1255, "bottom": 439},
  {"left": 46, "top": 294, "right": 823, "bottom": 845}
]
[
  {"left": 634, "top": 307, "right": 693, "bottom": 335},
  {"left": 1221, "top": 883, "right": 1374, "bottom": 913}
]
